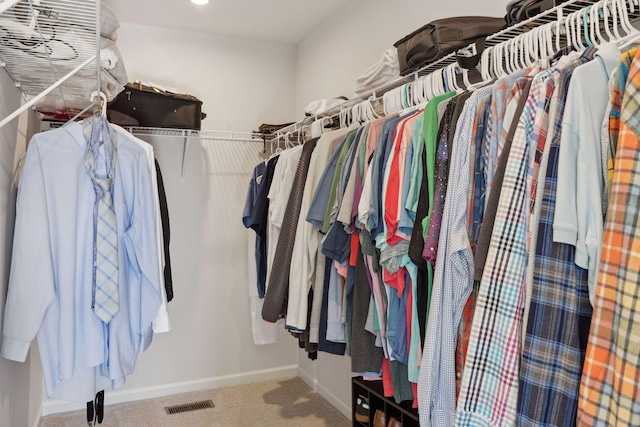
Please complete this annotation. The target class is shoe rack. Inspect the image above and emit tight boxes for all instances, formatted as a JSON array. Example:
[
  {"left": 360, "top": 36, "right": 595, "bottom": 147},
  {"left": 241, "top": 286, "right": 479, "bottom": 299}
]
[{"left": 352, "top": 376, "right": 419, "bottom": 427}]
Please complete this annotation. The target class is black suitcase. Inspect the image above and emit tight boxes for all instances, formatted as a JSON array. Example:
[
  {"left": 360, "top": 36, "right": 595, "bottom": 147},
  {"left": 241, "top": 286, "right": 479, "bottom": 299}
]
[{"left": 108, "top": 82, "right": 207, "bottom": 130}]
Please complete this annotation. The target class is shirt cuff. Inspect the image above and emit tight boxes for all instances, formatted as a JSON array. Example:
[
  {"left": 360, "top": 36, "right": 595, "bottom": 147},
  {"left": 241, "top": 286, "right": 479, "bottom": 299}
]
[
  {"left": 308, "top": 327, "right": 319, "bottom": 344},
  {"left": 1, "top": 336, "right": 31, "bottom": 362},
  {"left": 152, "top": 309, "right": 171, "bottom": 334},
  {"left": 553, "top": 225, "right": 577, "bottom": 246}
]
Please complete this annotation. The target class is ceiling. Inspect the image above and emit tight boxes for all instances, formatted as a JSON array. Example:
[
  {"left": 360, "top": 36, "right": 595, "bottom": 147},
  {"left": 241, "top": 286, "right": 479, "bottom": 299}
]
[{"left": 103, "top": 0, "right": 349, "bottom": 44}]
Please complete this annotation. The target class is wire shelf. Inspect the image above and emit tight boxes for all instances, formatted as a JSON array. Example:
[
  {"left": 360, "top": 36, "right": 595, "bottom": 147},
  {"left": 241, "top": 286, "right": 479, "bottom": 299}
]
[
  {"left": 273, "top": 0, "right": 630, "bottom": 138},
  {"left": 0, "top": 0, "right": 98, "bottom": 119}
]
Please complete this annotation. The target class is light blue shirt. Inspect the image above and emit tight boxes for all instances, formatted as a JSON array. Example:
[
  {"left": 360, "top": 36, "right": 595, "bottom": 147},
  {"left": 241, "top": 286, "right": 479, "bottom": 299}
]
[
  {"left": 325, "top": 261, "right": 346, "bottom": 343},
  {"left": 1, "top": 122, "right": 163, "bottom": 402}
]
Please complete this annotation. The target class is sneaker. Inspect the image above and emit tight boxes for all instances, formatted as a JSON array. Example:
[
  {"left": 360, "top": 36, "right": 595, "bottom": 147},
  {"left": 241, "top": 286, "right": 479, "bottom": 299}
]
[{"left": 355, "top": 394, "right": 370, "bottom": 423}]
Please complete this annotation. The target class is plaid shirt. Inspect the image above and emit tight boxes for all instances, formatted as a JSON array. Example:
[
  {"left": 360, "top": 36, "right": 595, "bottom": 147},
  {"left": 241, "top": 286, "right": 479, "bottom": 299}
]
[
  {"left": 455, "top": 77, "right": 535, "bottom": 427},
  {"left": 469, "top": 93, "right": 492, "bottom": 252},
  {"left": 606, "top": 48, "right": 636, "bottom": 212},
  {"left": 577, "top": 48, "right": 640, "bottom": 427},
  {"left": 517, "top": 58, "right": 593, "bottom": 427},
  {"left": 456, "top": 90, "right": 492, "bottom": 395},
  {"left": 482, "top": 71, "right": 528, "bottom": 208}
]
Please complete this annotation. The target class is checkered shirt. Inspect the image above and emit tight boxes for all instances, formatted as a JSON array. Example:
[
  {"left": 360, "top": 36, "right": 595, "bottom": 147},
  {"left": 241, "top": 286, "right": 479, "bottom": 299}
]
[
  {"left": 577, "top": 47, "right": 640, "bottom": 427},
  {"left": 517, "top": 59, "right": 593, "bottom": 427},
  {"left": 455, "top": 78, "right": 535, "bottom": 427},
  {"left": 417, "top": 87, "right": 489, "bottom": 427}
]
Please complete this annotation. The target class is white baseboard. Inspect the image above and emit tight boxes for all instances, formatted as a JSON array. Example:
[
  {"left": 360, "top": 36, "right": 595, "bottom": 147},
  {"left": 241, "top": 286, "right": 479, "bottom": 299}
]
[
  {"left": 41, "top": 364, "right": 298, "bottom": 417},
  {"left": 296, "top": 365, "right": 316, "bottom": 390},
  {"left": 296, "top": 366, "right": 351, "bottom": 419}
]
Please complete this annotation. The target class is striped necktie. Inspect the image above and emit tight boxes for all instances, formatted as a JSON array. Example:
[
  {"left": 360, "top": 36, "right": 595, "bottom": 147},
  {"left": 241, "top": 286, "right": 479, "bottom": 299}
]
[{"left": 85, "top": 116, "right": 119, "bottom": 323}]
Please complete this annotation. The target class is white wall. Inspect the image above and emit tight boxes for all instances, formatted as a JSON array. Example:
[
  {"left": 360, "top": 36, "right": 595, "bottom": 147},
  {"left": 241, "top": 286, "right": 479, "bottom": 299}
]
[
  {"left": 40, "top": 24, "right": 300, "bottom": 416},
  {"left": 294, "top": 0, "right": 509, "bottom": 415},
  {"left": 0, "top": 69, "right": 42, "bottom": 427},
  {"left": 115, "top": 23, "right": 298, "bottom": 131},
  {"left": 295, "top": 0, "right": 509, "bottom": 117}
]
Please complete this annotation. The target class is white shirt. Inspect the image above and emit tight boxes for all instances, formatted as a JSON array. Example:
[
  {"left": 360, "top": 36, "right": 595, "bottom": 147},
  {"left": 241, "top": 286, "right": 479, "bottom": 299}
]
[
  {"left": 266, "top": 146, "right": 303, "bottom": 286},
  {"left": 286, "top": 128, "right": 352, "bottom": 331},
  {"left": 111, "top": 124, "right": 170, "bottom": 334}
]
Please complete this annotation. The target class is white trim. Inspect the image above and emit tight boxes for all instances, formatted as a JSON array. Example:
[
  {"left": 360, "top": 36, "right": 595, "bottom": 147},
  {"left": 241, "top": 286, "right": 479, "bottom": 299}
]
[
  {"left": 41, "top": 365, "right": 298, "bottom": 416},
  {"left": 297, "top": 366, "right": 351, "bottom": 419},
  {"left": 297, "top": 365, "right": 316, "bottom": 389},
  {"left": 316, "top": 379, "right": 351, "bottom": 419}
]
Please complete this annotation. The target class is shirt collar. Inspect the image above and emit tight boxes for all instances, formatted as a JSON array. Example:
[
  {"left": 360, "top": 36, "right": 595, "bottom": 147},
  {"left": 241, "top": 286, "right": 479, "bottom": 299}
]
[
  {"left": 594, "top": 43, "right": 622, "bottom": 78},
  {"left": 63, "top": 119, "right": 118, "bottom": 148}
]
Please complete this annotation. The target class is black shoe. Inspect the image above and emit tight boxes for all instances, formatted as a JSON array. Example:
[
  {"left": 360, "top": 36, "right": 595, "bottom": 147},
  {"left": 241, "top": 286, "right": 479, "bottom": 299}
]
[{"left": 355, "top": 394, "right": 370, "bottom": 423}]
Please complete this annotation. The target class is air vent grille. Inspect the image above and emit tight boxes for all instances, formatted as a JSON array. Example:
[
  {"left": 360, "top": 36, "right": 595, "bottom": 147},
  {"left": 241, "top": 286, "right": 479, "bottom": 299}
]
[{"left": 164, "top": 399, "right": 215, "bottom": 415}]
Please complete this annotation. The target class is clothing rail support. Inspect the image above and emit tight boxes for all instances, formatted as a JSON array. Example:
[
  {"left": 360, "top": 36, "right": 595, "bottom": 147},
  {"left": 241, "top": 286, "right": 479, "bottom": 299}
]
[
  {"left": 0, "top": 54, "right": 97, "bottom": 130},
  {"left": 0, "top": 0, "right": 22, "bottom": 16},
  {"left": 180, "top": 130, "right": 190, "bottom": 179},
  {"left": 95, "top": 0, "right": 101, "bottom": 95}
]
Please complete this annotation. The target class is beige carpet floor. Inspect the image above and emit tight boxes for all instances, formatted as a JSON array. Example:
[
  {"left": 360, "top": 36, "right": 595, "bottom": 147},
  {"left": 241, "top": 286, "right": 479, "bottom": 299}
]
[{"left": 39, "top": 377, "right": 351, "bottom": 427}]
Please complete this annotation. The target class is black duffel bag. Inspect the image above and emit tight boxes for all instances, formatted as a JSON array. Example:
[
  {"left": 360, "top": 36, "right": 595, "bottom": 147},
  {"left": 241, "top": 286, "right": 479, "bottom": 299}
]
[
  {"left": 108, "top": 82, "right": 207, "bottom": 130},
  {"left": 394, "top": 16, "right": 506, "bottom": 76},
  {"left": 506, "top": 0, "right": 566, "bottom": 26}
]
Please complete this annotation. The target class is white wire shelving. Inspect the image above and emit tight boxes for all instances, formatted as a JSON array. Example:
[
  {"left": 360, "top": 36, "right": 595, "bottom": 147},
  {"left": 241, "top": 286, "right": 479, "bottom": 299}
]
[
  {"left": 0, "top": 0, "right": 99, "bottom": 128},
  {"left": 272, "top": 0, "right": 636, "bottom": 139}
]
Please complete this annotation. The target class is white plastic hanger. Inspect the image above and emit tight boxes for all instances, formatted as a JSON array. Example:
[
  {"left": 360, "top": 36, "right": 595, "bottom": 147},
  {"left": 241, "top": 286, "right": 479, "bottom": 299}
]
[
  {"left": 614, "top": 0, "right": 640, "bottom": 47},
  {"left": 602, "top": 0, "right": 616, "bottom": 41},
  {"left": 617, "top": 0, "right": 635, "bottom": 35},
  {"left": 480, "top": 46, "right": 493, "bottom": 81},
  {"left": 543, "top": 21, "right": 555, "bottom": 56},
  {"left": 506, "top": 37, "right": 516, "bottom": 73},
  {"left": 90, "top": 91, "right": 107, "bottom": 116},
  {"left": 525, "top": 29, "right": 537, "bottom": 66},
  {"left": 574, "top": 11, "right": 586, "bottom": 49},
  {"left": 520, "top": 32, "right": 530, "bottom": 67},
  {"left": 608, "top": 0, "right": 623, "bottom": 39},
  {"left": 591, "top": 3, "right": 604, "bottom": 45},
  {"left": 413, "top": 76, "right": 425, "bottom": 105},
  {"left": 492, "top": 42, "right": 504, "bottom": 78},
  {"left": 444, "top": 64, "right": 461, "bottom": 93},
  {"left": 273, "top": 133, "right": 283, "bottom": 155},
  {"left": 421, "top": 74, "right": 432, "bottom": 102},
  {"left": 433, "top": 66, "right": 446, "bottom": 95}
]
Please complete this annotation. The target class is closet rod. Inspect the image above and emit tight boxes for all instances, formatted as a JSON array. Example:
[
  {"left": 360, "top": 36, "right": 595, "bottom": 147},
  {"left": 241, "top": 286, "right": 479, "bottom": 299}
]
[
  {"left": 123, "top": 127, "right": 265, "bottom": 143},
  {"left": 272, "top": 0, "right": 601, "bottom": 140},
  {"left": 0, "top": 54, "right": 96, "bottom": 129}
]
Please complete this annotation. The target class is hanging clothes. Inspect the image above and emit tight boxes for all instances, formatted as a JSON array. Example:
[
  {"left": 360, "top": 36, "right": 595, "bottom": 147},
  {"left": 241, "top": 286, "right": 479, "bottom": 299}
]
[
  {"left": 242, "top": 32, "right": 640, "bottom": 427},
  {"left": 577, "top": 45, "right": 640, "bottom": 427},
  {"left": 1, "top": 118, "right": 164, "bottom": 402}
]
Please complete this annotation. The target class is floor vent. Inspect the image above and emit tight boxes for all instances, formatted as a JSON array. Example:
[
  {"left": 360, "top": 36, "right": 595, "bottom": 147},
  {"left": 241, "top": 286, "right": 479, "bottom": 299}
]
[{"left": 164, "top": 400, "right": 215, "bottom": 415}]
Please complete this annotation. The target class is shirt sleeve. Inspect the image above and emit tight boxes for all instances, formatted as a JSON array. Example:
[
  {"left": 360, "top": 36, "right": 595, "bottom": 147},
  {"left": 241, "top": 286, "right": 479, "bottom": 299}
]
[
  {"left": 1, "top": 140, "right": 56, "bottom": 362},
  {"left": 554, "top": 83, "right": 581, "bottom": 246},
  {"left": 123, "top": 149, "right": 163, "bottom": 349},
  {"left": 147, "top": 148, "right": 171, "bottom": 334}
]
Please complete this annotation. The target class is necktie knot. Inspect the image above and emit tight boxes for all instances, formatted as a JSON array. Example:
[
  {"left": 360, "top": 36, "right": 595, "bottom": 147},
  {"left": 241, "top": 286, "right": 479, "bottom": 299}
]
[{"left": 97, "top": 178, "right": 112, "bottom": 196}]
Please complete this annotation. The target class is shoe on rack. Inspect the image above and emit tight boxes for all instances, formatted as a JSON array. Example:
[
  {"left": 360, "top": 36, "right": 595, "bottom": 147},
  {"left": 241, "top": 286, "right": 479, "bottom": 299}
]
[
  {"left": 373, "top": 409, "right": 386, "bottom": 427},
  {"left": 387, "top": 416, "right": 402, "bottom": 427},
  {"left": 355, "top": 394, "right": 370, "bottom": 423}
]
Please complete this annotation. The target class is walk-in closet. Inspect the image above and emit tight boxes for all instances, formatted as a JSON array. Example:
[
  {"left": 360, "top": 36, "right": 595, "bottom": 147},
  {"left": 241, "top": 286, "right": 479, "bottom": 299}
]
[{"left": 0, "top": 1, "right": 639, "bottom": 426}]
